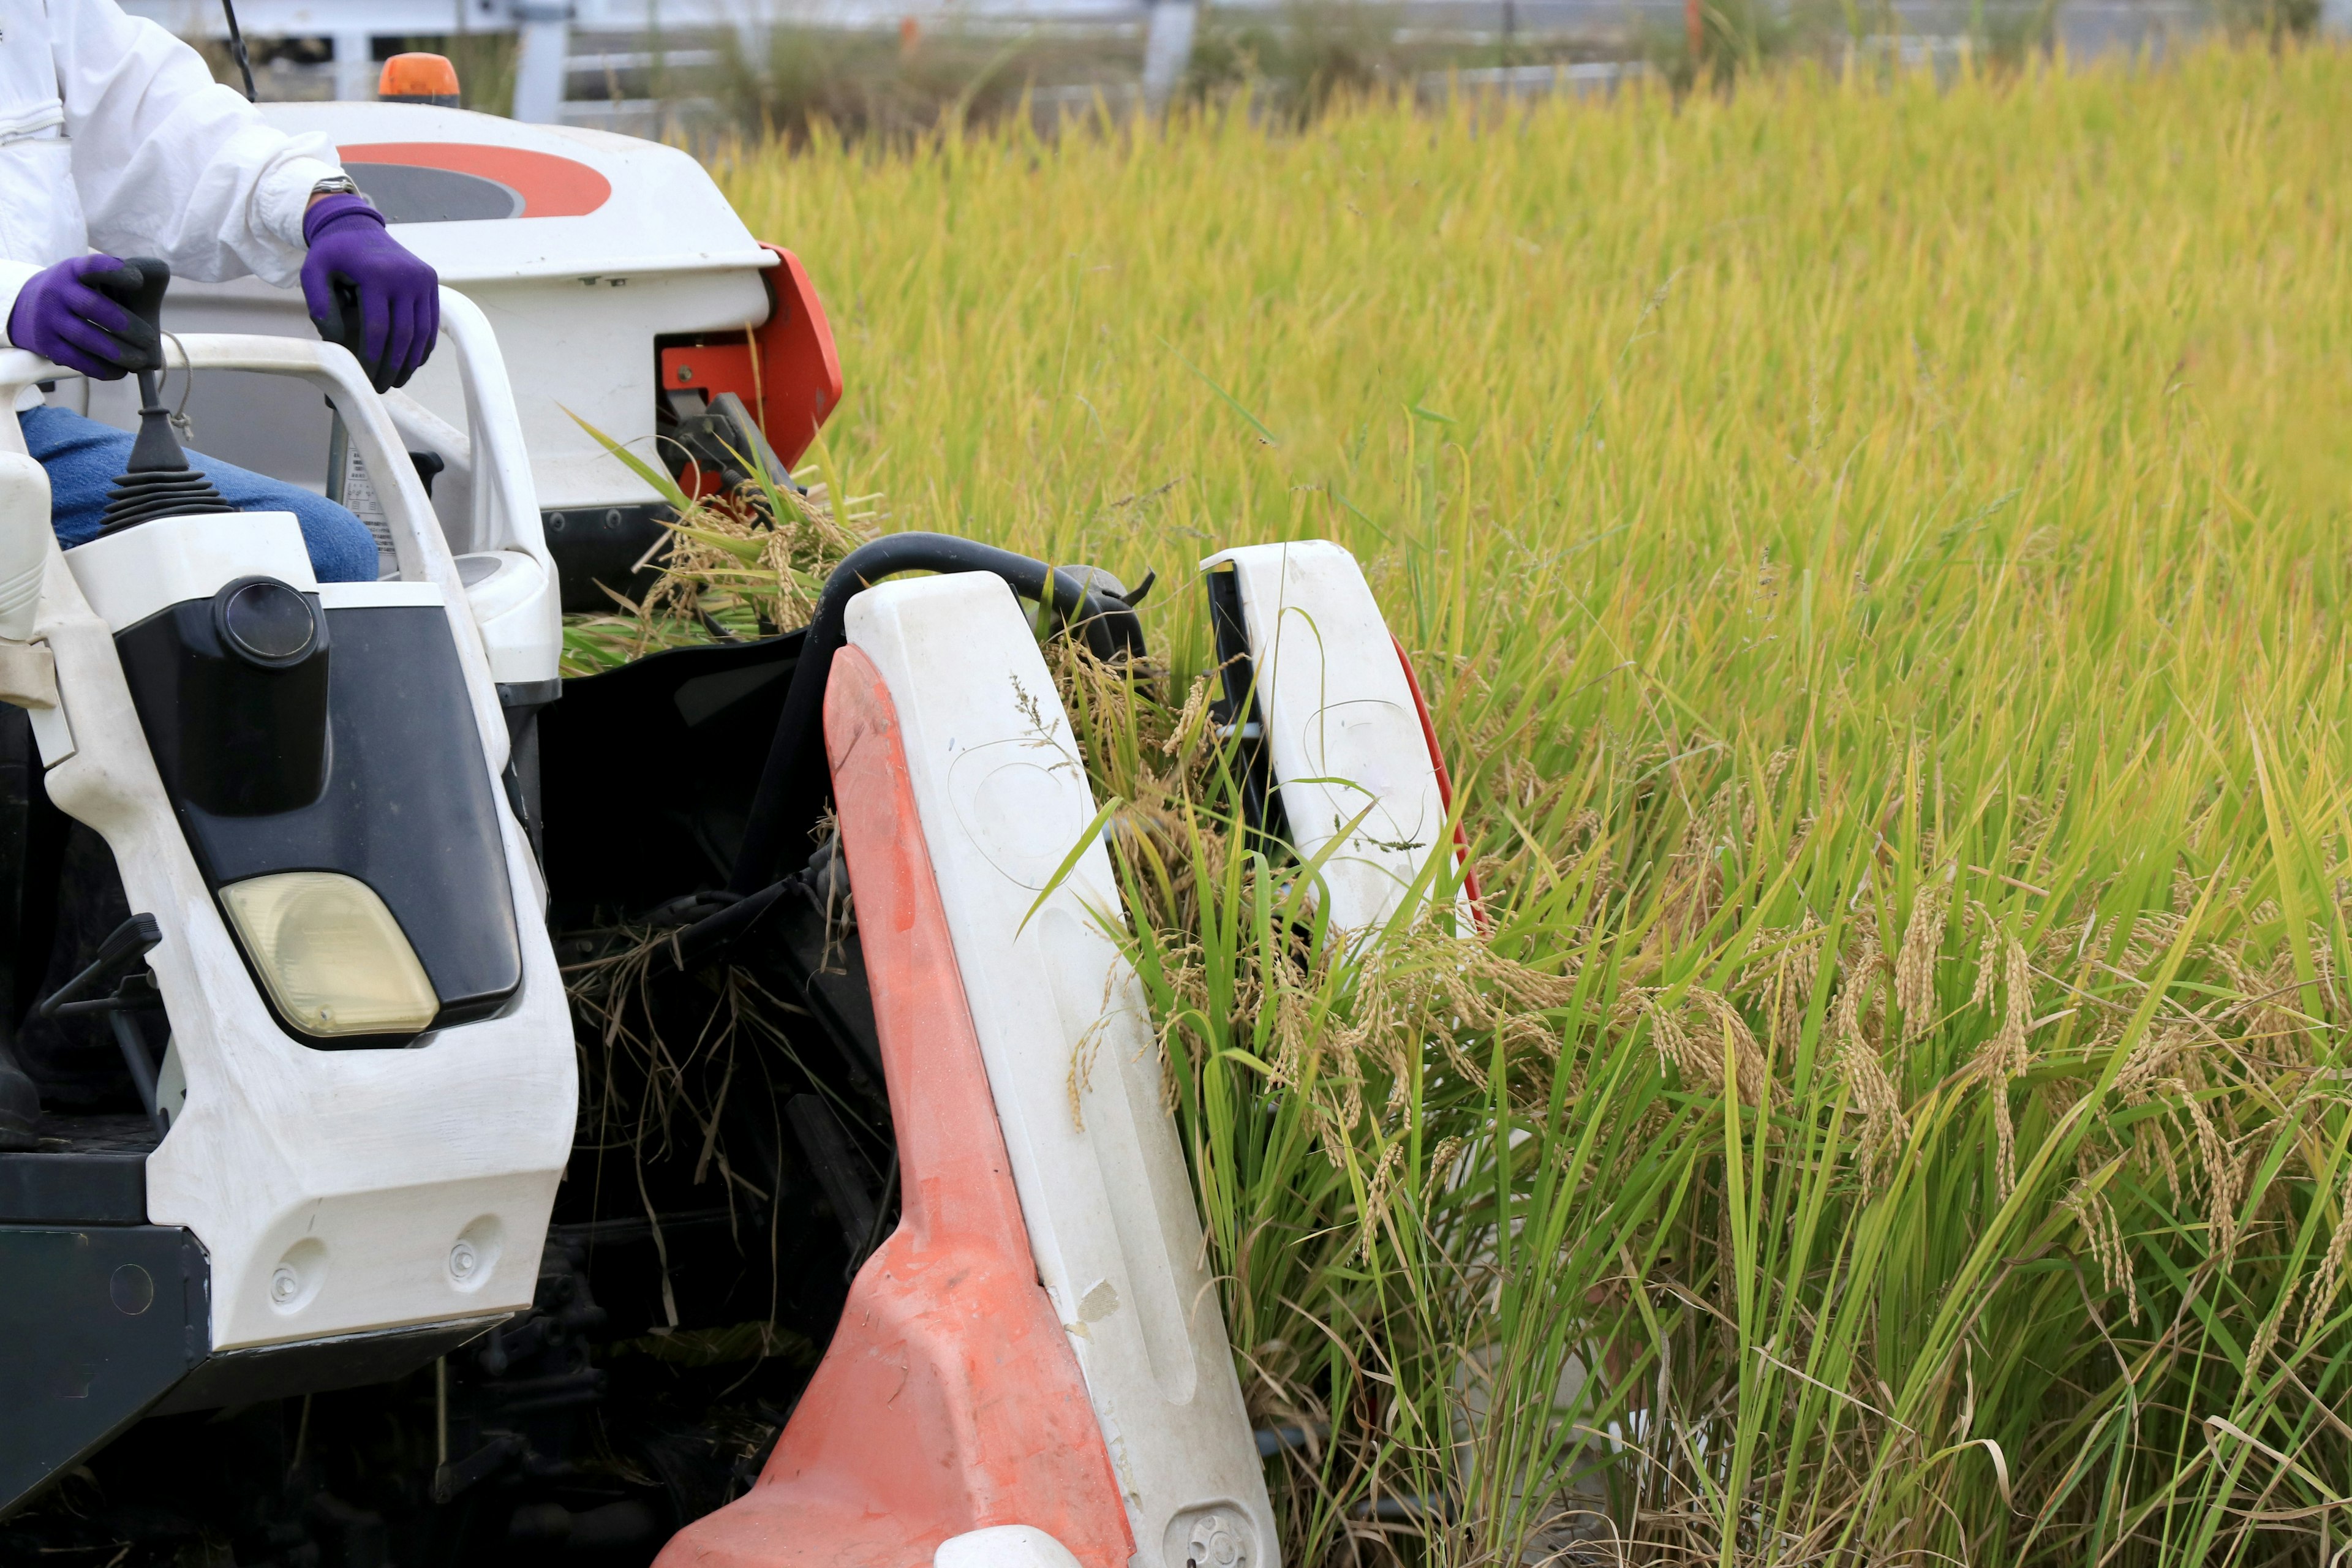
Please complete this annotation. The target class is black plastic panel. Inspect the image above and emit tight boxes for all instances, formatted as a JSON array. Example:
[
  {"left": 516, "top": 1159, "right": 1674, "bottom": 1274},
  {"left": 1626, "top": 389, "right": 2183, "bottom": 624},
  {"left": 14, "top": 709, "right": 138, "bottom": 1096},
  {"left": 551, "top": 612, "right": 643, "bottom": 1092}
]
[
  {"left": 116, "top": 605, "right": 521, "bottom": 1039},
  {"left": 0, "top": 1224, "right": 206, "bottom": 1518},
  {"left": 543, "top": 503, "right": 674, "bottom": 615},
  {"left": 539, "top": 632, "right": 801, "bottom": 915},
  {"left": 114, "top": 590, "right": 330, "bottom": 818},
  {"left": 151, "top": 1316, "right": 497, "bottom": 1417},
  {"left": 1206, "top": 565, "right": 1289, "bottom": 854},
  {"left": 0, "top": 1114, "right": 153, "bottom": 1223}
]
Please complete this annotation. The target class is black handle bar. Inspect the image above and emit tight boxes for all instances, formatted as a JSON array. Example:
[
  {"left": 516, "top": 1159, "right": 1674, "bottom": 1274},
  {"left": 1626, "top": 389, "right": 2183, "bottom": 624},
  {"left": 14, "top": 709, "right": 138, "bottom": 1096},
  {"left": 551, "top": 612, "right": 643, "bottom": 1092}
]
[{"left": 724, "top": 533, "right": 1142, "bottom": 896}]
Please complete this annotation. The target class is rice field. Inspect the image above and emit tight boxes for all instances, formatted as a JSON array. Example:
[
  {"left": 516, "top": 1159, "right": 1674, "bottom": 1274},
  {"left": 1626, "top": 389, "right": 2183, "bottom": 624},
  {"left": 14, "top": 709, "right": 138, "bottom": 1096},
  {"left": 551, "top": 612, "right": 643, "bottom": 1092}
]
[{"left": 688, "top": 45, "right": 2352, "bottom": 1566}]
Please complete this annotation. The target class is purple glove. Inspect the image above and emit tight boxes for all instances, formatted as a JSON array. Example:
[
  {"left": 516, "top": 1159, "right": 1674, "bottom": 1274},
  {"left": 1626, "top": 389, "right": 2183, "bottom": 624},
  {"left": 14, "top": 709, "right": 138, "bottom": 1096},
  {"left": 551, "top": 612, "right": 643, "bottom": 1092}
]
[
  {"left": 6, "top": 254, "right": 162, "bottom": 380},
  {"left": 301, "top": 194, "right": 439, "bottom": 392}
]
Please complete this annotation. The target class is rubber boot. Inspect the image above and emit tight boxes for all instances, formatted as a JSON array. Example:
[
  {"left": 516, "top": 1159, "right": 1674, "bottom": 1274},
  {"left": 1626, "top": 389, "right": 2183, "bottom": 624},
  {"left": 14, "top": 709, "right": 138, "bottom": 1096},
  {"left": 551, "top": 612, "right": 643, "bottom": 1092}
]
[{"left": 0, "top": 1037, "right": 41, "bottom": 1150}]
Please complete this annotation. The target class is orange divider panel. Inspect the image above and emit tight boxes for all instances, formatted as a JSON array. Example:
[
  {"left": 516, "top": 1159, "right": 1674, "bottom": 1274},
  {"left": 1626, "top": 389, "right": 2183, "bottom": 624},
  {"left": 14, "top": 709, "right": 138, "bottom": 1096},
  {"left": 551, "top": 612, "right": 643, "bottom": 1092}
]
[
  {"left": 653, "top": 646, "right": 1134, "bottom": 1568},
  {"left": 657, "top": 246, "right": 843, "bottom": 475},
  {"left": 753, "top": 245, "right": 843, "bottom": 469}
]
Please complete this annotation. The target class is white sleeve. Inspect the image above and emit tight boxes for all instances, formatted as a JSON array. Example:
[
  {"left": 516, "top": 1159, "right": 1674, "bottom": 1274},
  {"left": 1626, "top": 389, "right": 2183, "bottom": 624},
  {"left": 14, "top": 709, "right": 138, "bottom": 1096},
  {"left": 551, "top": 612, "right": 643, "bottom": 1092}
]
[
  {"left": 0, "top": 260, "right": 43, "bottom": 350},
  {"left": 51, "top": 0, "right": 346, "bottom": 288}
]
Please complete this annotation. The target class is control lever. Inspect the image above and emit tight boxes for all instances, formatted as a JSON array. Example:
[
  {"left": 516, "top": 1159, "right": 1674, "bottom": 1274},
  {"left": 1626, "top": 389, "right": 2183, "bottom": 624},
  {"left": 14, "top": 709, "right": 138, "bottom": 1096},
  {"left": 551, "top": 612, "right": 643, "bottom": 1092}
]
[
  {"left": 35, "top": 913, "right": 170, "bottom": 1136},
  {"left": 87, "top": 258, "right": 233, "bottom": 534},
  {"left": 315, "top": 277, "right": 406, "bottom": 396}
]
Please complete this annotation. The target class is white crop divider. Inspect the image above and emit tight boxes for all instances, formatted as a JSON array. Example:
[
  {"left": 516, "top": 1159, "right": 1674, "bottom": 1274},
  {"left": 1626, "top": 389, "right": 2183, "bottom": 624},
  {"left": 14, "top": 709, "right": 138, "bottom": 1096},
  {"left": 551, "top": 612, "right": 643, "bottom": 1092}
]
[
  {"left": 845, "top": 572, "right": 1280, "bottom": 1568},
  {"left": 1202, "top": 539, "right": 1474, "bottom": 941}
]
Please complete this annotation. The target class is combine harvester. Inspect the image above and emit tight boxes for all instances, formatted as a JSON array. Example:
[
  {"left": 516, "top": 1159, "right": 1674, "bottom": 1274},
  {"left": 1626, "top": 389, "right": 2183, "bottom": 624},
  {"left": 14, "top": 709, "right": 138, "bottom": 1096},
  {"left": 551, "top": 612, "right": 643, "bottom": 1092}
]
[{"left": 0, "top": 53, "right": 1476, "bottom": 1568}]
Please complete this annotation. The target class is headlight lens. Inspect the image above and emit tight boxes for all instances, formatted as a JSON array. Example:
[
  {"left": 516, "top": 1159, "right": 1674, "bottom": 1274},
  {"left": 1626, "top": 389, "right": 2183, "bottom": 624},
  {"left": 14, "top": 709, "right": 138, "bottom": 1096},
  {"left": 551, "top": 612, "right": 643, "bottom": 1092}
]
[{"left": 219, "top": 872, "right": 439, "bottom": 1038}]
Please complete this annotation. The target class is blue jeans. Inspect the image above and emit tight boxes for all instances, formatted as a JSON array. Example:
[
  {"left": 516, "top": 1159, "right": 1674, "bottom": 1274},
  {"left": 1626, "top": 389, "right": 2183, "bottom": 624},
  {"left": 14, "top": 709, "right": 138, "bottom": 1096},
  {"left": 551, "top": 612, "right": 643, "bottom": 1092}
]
[{"left": 23, "top": 405, "right": 379, "bottom": 584}]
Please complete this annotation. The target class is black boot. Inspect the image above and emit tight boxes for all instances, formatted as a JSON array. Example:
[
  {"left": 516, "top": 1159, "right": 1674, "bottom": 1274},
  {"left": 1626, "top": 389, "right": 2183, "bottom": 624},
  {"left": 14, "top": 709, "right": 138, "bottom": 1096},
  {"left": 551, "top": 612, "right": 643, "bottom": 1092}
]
[{"left": 0, "top": 1036, "right": 40, "bottom": 1150}]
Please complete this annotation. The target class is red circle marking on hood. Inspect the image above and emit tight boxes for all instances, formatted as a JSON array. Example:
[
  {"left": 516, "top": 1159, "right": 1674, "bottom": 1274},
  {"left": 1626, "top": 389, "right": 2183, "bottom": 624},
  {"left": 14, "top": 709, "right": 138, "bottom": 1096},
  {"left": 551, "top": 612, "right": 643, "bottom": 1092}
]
[{"left": 337, "top": 143, "right": 612, "bottom": 218}]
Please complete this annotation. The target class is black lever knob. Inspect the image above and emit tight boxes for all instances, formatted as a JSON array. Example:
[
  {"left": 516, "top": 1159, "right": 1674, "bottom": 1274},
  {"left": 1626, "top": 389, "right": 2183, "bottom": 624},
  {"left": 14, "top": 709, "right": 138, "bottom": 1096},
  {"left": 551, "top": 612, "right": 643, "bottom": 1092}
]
[
  {"left": 100, "top": 256, "right": 172, "bottom": 341},
  {"left": 83, "top": 256, "right": 237, "bottom": 536}
]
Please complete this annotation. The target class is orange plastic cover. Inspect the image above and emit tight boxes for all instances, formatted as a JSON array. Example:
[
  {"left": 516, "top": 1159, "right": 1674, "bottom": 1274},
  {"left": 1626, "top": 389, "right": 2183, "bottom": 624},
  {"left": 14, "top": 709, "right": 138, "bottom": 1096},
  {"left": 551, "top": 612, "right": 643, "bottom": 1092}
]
[
  {"left": 654, "top": 647, "right": 1133, "bottom": 1568},
  {"left": 658, "top": 244, "right": 844, "bottom": 475}
]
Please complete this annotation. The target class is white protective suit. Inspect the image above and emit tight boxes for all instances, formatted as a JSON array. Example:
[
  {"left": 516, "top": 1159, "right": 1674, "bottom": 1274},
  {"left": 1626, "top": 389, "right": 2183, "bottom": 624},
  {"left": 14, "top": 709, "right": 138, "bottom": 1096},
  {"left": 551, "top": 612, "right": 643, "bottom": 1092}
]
[{"left": 0, "top": 0, "right": 347, "bottom": 394}]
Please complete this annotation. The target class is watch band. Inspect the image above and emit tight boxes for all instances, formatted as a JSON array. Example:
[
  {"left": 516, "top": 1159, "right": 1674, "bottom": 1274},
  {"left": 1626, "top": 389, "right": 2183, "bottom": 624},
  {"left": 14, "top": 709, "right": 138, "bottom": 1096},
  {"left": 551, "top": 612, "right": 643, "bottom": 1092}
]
[{"left": 309, "top": 175, "right": 363, "bottom": 198}]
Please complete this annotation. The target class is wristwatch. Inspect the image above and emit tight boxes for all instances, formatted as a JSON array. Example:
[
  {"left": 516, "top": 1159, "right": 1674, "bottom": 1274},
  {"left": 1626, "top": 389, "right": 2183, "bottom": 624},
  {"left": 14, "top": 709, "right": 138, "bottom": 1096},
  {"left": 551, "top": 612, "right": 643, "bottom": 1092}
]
[{"left": 309, "top": 175, "right": 363, "bottom": 198}]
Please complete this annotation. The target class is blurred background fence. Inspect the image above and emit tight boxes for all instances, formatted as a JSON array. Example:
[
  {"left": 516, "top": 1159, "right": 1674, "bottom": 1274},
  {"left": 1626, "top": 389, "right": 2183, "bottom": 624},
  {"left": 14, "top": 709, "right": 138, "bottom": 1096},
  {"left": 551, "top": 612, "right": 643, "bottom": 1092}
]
[{"left": 124, "top": 0, "right": 2334, "bottom": 141}]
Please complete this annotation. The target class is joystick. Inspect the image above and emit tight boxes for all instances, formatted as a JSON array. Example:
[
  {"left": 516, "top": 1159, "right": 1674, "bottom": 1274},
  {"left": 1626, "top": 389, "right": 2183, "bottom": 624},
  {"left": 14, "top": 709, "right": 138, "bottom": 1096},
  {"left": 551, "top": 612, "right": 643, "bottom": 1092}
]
[{"left": 93, "top": 258, "right": 234, "bottom": 535}]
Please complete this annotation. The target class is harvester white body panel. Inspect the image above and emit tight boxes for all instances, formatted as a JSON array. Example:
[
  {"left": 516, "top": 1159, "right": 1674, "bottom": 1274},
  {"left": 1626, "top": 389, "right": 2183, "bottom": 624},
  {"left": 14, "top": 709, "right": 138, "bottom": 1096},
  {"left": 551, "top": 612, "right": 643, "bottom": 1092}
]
[
  {"left": 0, "top": 332, "right": 575, "bottom": 1354},
  {"left": 63, "top": 510, "right": 316, "bottom": 631},
  {"left": 105, "top": 102, "right": 775, "bottom": 522},
  {"left": 1203, "top": 540, "right": 1471, "bottom": 938},
  {"left": 843, "top": 573, "right": 1278, "bottom": 1568}
]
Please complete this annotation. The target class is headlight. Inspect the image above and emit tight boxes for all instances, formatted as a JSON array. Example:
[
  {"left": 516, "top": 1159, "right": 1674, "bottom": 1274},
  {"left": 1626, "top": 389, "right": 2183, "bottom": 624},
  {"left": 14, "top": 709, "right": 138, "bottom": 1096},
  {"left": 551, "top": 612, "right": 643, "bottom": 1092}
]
[{"left": 219, "top": 872, "right": 439, "bottom": 1038}]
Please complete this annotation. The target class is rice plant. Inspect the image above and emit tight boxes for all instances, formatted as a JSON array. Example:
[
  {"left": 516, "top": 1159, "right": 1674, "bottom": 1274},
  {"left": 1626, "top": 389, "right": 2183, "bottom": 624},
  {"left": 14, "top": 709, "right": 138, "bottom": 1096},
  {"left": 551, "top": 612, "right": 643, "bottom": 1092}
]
[{"left": 667, "top": 43, "right": 2352, "bottom": 1563}]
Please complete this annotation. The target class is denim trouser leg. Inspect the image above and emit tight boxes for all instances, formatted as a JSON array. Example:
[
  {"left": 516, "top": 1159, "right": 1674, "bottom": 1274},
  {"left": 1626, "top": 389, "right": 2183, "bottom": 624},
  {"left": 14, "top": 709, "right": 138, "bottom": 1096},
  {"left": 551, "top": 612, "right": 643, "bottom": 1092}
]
[{"left": 21, "top": 404, "right": 380, "bottom": 584}]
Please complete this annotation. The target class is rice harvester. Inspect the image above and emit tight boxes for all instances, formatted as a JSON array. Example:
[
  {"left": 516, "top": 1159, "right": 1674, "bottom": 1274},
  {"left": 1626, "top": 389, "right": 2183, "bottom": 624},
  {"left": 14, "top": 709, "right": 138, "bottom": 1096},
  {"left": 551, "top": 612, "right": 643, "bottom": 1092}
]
[{"left": 0, "top": 52, "right": 1479, "bottom": 1568}]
